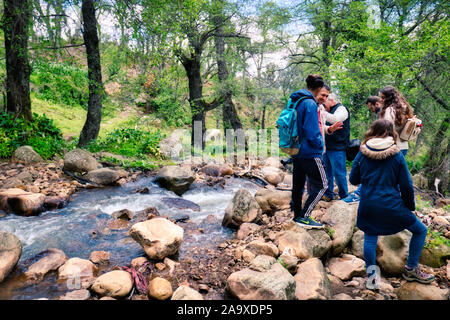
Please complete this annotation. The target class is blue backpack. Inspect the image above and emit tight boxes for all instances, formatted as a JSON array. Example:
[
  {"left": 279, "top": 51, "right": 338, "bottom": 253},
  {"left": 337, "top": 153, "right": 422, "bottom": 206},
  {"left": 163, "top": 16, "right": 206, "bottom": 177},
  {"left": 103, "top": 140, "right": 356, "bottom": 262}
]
[{"left": 276, "top": 96, "right": 310, "bottom": 156}]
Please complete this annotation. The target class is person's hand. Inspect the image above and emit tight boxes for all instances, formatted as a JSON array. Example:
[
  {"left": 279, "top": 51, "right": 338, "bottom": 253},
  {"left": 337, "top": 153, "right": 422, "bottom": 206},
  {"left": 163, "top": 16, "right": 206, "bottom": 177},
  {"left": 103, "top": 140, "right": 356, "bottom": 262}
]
[{"left": 328, "top": 121, "right": 343, "bottom": 133}]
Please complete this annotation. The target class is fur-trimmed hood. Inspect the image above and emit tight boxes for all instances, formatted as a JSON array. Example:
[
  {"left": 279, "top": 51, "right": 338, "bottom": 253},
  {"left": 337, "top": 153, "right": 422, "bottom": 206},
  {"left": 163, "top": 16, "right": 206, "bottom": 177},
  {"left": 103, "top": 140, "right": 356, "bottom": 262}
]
[{"left": 360, "top": 137, "right": 400, "bottom": 160}]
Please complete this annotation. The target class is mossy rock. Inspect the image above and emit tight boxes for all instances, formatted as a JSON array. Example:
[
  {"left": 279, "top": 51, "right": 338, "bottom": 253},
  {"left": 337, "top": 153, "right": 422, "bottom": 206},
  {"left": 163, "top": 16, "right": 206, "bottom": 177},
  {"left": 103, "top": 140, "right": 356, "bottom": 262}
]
[{"left": 419, "top": 243, "right": 450, "bottom": 268}]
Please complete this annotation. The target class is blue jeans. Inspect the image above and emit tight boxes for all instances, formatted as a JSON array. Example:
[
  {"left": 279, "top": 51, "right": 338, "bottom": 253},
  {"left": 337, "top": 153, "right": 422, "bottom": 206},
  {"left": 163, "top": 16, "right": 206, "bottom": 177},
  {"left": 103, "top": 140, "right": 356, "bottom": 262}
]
[
  {"left": 353, "top": 149, "right": 408, "bottom": 197},
  {"left": 323, "top": 150, "right": 348, "bottom": 199},
  {"left": 363, "top": 217, "right": 428, "bottom": 274}
]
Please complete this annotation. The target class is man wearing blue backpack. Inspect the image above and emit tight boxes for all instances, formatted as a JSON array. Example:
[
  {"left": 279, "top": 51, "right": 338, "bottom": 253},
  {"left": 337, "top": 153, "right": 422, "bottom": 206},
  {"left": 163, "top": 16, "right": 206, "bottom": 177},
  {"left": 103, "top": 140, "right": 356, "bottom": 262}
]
[{"left": 288, "top": 74, "right": 330, "bottom": 228}]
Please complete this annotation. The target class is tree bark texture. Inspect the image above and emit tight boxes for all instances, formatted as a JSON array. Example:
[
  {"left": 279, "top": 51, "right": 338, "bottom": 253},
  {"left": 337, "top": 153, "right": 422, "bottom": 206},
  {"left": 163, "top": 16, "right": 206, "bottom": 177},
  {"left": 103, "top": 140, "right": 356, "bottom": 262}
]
[
  {"left": 4, "top": 0, "right": 32, "bottom": 120},
  {"left": 78, "top": 0, "right": 103, "bottom": 147}
]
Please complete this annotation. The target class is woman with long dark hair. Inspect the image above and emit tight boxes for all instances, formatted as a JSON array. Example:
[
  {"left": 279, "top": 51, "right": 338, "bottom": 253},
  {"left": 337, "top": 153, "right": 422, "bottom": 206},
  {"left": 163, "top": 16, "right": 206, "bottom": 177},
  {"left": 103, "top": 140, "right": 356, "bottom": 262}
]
[
  {"left": 349, "top": 119, "right": 434, "bottom": 289},
  {"left": 379, "top": 86, "right": 414, "bottom": 156}
]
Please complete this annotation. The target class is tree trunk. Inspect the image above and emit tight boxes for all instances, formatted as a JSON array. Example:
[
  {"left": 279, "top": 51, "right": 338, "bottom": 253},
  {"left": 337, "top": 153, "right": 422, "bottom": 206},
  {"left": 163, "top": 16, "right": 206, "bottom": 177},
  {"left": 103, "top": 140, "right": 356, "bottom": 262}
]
[
  {"left": 213, "top": 15, "right": 242, "bottom": 133},
  {"left": 4, "top": 0, "right": 32, "bottom": 120},
  {"left": 423, "top": 116, "right": 449, "bottom": 194},
  {"left": 182, "top": 55, "right": 206, "bottom": 149},
  {"left": 78, "top": 0, "right": 103, "bottom": 147}
]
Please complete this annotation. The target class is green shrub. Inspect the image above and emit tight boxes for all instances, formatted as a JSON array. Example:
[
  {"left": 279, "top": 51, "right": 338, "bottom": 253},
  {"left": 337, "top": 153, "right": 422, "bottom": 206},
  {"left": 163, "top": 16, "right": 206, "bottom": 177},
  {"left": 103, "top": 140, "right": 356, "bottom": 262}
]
[
  {"left": 30, "top": 60, "right": 89, "bottom": 108},
  {"left": 0, "top": 111, "right": 66, "bottom": 159},
  {"left": 87, "top": 128, "right": 163, "bottom": 158}
]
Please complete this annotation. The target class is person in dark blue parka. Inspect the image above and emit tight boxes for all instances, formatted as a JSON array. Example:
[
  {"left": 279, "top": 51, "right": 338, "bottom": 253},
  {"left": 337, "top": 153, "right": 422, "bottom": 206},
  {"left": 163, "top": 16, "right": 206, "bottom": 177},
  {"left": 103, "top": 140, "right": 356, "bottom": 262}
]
[{"left": 349, "top": 119, "right": 434, "bottom": 289}]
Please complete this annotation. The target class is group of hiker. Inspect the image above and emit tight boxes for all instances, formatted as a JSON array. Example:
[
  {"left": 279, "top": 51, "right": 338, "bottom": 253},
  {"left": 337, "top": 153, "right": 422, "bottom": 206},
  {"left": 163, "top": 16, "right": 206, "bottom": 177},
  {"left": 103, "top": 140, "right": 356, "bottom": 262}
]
[{"left": 284, "top": 74, "right": 434, "bottom": 289}]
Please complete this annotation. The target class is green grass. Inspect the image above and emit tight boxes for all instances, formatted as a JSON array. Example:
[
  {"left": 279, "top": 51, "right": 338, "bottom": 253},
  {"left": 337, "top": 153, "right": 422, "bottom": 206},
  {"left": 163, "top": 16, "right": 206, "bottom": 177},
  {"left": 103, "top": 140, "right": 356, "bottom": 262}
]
[{"left": 31, "top": 93, "right": 140, "bottom": 138}]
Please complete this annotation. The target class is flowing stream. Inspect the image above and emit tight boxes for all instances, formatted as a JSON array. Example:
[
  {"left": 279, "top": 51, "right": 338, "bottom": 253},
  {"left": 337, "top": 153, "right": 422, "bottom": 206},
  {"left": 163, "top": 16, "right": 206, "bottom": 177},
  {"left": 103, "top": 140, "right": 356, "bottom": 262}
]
[{"left": 0, "top": 176, "right": 258, "bottom": 300}]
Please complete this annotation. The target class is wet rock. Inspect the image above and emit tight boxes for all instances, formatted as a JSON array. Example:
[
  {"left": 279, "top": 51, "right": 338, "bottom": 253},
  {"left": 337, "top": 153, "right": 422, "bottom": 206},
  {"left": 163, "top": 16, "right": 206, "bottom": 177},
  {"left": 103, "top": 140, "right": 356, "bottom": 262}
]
[
  {"left": 236, "top": 223, "right": 260, "bottom": 240},
  {"left": 397, "top": 282, "right": 448, "bottom": 300},
  {"left": 171, "top": 285, "right": 204, "bottom": 300},
  {"left": 0, "top": 231, "right": 22, "bottom": 283},
  {"left": 129, "top": 218, "right": 184, "bottom": 260},
  {"left": 111, "top": 209, "right": 133, "bottom": 221},
  {"left": 350, "top": 230, "right": 364, "bottom": 259},
  {"left": 200, "top": 164, "right": 221, "bottom": 177},
  {"left": 376, "top": 230, "right": 411, "bottom": 276},
  {"left": 320, "top": 201, "right": 358, "bottom": 256},
  {"left": 245, "top": 240, "right": 279, "bottom": 258},
  {"left": 58, "top": 258, "right": 98, "bottom": 284},
  {"left": 419, "top": 243, "right": 450, "bottom": 268},
  {"left": 25, "top": 249, "right": 68, "bottom": 281},
  {"left": 249, "top": 255, "right": 277, "bottom": 272},
  {"left": 154, "top": 166, "right": 195, "bottom": 196},
  {"left": 0, "top": 188, "right": 45, "bottom": 216},
  {"left": 63, "top": 149, "right": 101, "bottom": 173},
  {"left": 294, "top": 258, "right": 332, "bottom": 300},
  {"left": 85, "top": 168, "right": 121, "bottom": 186},
  {"left": 222, "top": 189, "right": 262, "bottom": 229},
  {"left": 135, "top": 207, "right": 160, "bottom": 222},
  {"left": 161, "top": 197, "right": 200, "bottom": 212},
  {"left": 91, "top": 270, "right": 133, "bottom": 298},
  {"left": 12, "top": 146, "right": 43, "bottom": 164},
  {"left": 60, "top": 289, "right": 90, "bottom": 300},
  {"left": 227, "top": 262, "right": 296, "bottom": 300},
  {"left": 131, "top": 187, "right": 150, "bottom": 194},
  {"left": 148, "top": 277, "right": 173, "bottom": 300},
  {"left": 254, "top": 189, "right": 291, "bottom": 215},
  {"left": 43, "top": 196, "right": 68, "bottom": 210},
  {"left": 327, "top": 254, "right": 366, "bottom": 281},
  {"left": 89, "top": 251, "right": 110, "bottom": 265},
  {"left": 106, "top": 219, "right": 130, "bottom": 230}
]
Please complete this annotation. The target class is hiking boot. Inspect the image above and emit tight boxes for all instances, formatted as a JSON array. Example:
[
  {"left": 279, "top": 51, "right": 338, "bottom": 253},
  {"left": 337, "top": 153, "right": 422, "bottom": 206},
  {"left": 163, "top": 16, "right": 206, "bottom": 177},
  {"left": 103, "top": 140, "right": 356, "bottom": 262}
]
[
  {"left": 294, "top": 216, "right": 324, "bottom": 229},
  {"left": 342, "top": 192, "right": 360, "bottom": 204},
  {"left": 321, "top": 195, "right": 332, "bottom": 202},
  {"left": 402, "top": 266, "right": 435, "bottom": 284}
]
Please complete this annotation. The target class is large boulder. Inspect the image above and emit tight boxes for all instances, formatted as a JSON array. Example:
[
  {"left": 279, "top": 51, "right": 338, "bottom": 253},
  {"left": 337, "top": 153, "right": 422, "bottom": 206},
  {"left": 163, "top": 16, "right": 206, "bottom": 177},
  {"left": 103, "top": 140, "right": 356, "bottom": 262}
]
[
  {"left": 12, "top": 146, "right": 43, "bottom": 164},
  {"left": 57, "top": 258, "right": 98, "bottom": 287},
  {"left": 91, "top": 270, "right": 133, "bottom": 298},
  {"left": 254, "top": 189, "right": 291, "bottom": 215},
  {"left": 261, "top": 166, "right": 284, "bottom": 186},
  {"left": 245, "top": 240, "right": 279, "bottom": 258},
  {"left": 350, "top": 230, "right": 365, "bottom": 259},
  {"left": 419, "top": 243, "right": 450, "bottom": 268},
  {"left": 25, "top": 249, "right": 68, "bottom": 281},
  {"left": 63, "top": 149, "right": 101, "bottom": 173},
  {"left": 154, "top": 166, "right": 195, "bottom": 196},
  {"left": 85, "top": 168, "right": 121, "bottom": 186},
  {"left": 263, "top": 157, "right": 283, "bottom": 169},
  {"left": 277, "top": 222, "right": 332, "bottom": 259},
  {"left": 0, "top": 188, "right": 45, "bottom": 216},
  {"left": 319, "top": 201, "right": 358, "bottom": 256},
  {"left": 171, "top": 285, "right": 204, "bottom": 300},
  {"left": 397, "top": 282, "right": 448, "bottom": 300},
  {"left": 294, "top": 258, "right": 332, "bottom": 300},
  {"left": 0, "top": 231, "right": 22, "bottom": 283},
  {"left": 129, "top": 218, "right": 184, "bottom": 260},
  {"left": 327, "top": 254, "right": 366, "bottom": 281},
  {"left": 159, "top": 134, "right": 183, "bottom": 159},
  {"left": 227, "top": 262, "right": 296, "bottom": 300},
  {"left": 148, "top": 277, "right": 173, "bottom": 300},
  {"left": 376, "top": 230, "right": 412, "bottom": 276},
  {"left": 222, "top": 189, "right": 262, "bottom": 229}
]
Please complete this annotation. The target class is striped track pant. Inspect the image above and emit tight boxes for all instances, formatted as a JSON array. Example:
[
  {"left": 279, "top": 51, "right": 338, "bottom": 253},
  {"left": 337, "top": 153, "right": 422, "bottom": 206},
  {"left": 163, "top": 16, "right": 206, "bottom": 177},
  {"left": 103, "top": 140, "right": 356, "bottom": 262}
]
[{"left": 291, "top": 157, "right": 328, "bottom": 219}]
